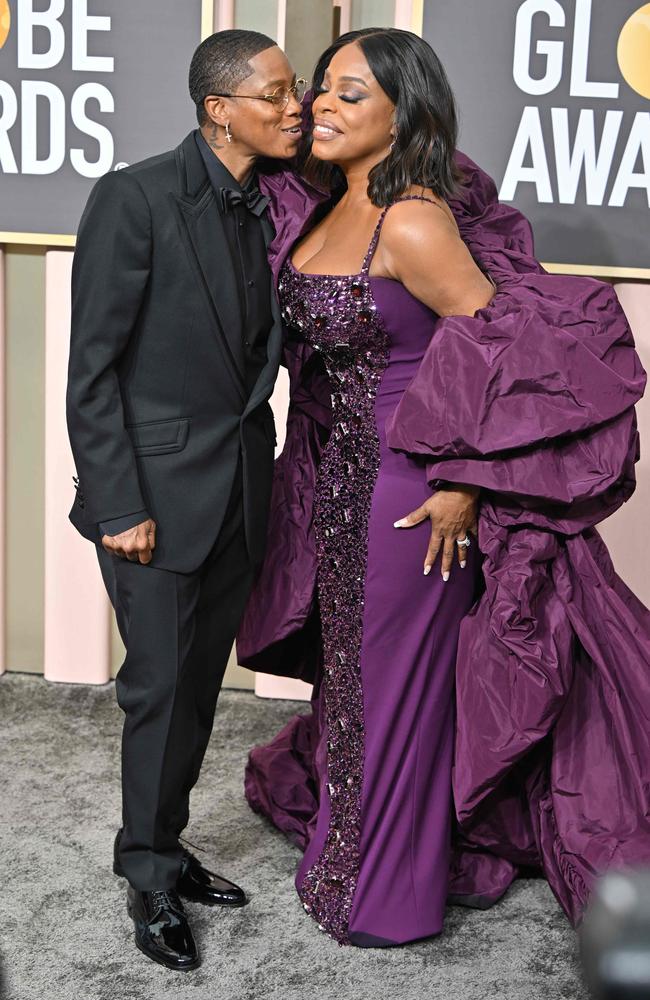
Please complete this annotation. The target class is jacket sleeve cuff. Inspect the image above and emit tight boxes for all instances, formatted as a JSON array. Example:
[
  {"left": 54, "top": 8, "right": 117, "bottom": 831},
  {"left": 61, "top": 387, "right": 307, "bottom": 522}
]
[{"left": 98, "top": 510, "right": 150, "bottom": 536}]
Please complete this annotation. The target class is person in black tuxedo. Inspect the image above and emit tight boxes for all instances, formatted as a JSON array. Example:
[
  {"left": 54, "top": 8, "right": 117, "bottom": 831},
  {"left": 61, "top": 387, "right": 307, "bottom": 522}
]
[{"left": 65, "top": 30, "right": 306, "bottom": 971}]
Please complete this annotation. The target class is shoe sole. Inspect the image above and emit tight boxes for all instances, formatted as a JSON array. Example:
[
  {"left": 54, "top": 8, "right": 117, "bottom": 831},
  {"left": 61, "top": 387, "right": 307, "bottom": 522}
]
[{"left": 126, "top": 898, "right": 201, "bottom": 972}]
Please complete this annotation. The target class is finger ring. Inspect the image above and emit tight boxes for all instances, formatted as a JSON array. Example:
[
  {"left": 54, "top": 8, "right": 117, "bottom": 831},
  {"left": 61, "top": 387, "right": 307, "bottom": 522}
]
[{"left": 456, "top": 535, "right": 471, "bottom": 548}]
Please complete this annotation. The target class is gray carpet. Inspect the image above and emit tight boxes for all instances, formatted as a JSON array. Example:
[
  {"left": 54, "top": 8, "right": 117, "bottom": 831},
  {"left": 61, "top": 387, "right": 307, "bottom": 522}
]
[{"left": 0, "top": 673, "right": 591, "bottom": 1000}]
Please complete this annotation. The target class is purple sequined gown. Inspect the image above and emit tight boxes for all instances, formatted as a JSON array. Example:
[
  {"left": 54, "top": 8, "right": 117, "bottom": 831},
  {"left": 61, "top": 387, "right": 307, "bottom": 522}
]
[{"left": 246, "top": 197, "right": 481, "bottom": 947}]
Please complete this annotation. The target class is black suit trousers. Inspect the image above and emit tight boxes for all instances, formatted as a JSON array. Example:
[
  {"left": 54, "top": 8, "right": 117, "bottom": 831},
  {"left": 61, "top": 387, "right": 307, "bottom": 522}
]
[{"left": 95, "top": 460, "right": 254, "bottom": 890}]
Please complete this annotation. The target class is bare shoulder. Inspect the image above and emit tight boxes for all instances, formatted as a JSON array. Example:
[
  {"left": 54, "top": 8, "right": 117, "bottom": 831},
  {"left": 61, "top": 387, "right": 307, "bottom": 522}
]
[
  {"left": 402, "top": 184, "right": 456, "bottom": 219},
  {"left": 380, "top": 186, "right": 461, "bottom": 257},
  {"left": 373, "top": 184, "right": 493, "bottom": 310}
]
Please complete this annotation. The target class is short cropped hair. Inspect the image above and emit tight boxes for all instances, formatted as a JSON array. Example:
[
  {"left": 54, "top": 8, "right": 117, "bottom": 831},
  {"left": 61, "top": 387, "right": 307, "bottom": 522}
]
[{"left": 189, "top": 29, "right": 276, "bottom": 126}]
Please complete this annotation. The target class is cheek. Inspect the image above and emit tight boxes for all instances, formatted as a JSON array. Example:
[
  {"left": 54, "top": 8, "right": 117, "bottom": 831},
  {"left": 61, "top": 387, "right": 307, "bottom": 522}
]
[
  {"left": 343, "top": 107, "right": 388, "bottom": 148},
  {"left": 345, "top": 102, "right": 381, "bottom": 130},
  {"left": 241, "top": 109, "right": 278, "bottom": 135},
  {"left": 249, "top": 112, "right": 274, "bottom": 132},
  {"left": 237, "top": 114, "right": 280, "bottom": 149}
]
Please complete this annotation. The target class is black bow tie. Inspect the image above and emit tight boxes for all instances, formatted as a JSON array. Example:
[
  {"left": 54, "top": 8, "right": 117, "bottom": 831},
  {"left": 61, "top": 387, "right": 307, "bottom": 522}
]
[{"left": 218, "top": 186, "right": 270, "bottom": 217}]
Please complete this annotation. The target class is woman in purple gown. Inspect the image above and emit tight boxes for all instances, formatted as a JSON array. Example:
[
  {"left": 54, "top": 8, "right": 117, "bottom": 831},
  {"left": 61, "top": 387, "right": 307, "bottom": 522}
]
[
  {"left": 237, "top": 29, "right": 650, "bottom": 948},
  {"left": 257, "top": 29, "right": 491, "bottom": 948}
]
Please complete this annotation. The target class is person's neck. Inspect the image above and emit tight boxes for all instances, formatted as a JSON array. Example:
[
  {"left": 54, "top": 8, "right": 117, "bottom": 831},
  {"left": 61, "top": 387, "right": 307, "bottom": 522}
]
[
  {"left": 200, "top": 124, "right": 256, "bottom": 187},
  {"left": 337, "top": 158, "right": 383, "bottom": 208}
]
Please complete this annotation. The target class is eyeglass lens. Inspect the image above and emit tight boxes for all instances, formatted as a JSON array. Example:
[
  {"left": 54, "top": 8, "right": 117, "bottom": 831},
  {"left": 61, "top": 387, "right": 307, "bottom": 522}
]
[{"left": 272, "top": 79, "right": 307, "bottom": 106}]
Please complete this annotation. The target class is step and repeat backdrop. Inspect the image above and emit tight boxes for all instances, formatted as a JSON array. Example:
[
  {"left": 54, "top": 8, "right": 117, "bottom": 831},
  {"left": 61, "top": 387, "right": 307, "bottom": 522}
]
[
  {"left": 0, "top": 0, "right": 211, "bottom": 243},
  {"left": 423, "top": 0, "right": 650, "bottom": 277},
  {"left": 0, "top": 0, "right": 648, "bottom": 693}
]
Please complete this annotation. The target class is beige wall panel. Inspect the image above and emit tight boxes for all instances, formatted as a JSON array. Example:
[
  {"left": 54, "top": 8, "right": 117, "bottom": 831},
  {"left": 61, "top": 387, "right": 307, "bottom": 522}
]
[
  {"left": 44, "top": 251, "right": 111, "bottom": 684},
  {"left": 4, "top": 247, "right": 45, "bottom": 674},
  {"left": 351, "top": 0, "right": 394, "bottom": 29},
  {"left": 256, "top": 671, "right": 313, "bottom": 699},
  {"left": 285, "top": 0, "right": 335, "bottom": 80},
  {"left": 225, "top": 645, "right": 256, "bottom": 690},
  {"left": 215, "top": 0, "right": 235, "bottom": 30},
  {"left": 234, "top": 0, "right": 279, "bottom": 36},
  {"left": 394, "top": 0, "right": 413, "bottom": 29},
  {"left": 0, "top": 251, "right": 5, "bottom": 674}
]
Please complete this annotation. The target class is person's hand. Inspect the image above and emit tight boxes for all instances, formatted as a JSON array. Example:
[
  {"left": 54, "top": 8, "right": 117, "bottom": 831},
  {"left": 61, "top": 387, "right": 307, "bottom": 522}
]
[
  {"left": 394, "top": 485, "right": 479, "bottom": 579},
  {"left": 101, "top": 518, "right": 156, "bottom": 564}
]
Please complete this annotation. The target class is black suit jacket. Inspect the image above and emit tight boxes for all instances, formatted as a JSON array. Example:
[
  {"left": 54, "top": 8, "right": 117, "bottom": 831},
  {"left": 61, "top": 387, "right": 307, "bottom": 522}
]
[{"left": 66, "top": 131, "right": 282, "bottom": 574}]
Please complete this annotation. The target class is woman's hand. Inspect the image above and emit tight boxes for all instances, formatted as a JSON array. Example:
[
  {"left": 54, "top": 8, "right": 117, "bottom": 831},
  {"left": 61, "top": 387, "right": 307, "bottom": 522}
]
[{"left": 393, "top": 484, "right": 479, "bottom": 579}]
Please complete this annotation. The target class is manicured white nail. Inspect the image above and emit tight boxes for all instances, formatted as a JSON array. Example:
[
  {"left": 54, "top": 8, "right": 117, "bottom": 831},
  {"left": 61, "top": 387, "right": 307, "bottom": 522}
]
[
  {"left": 460, "top": 560, "right": 466, "bottom": 569},
  {"left": 394, "top": 519, "right": 405, "bottom": 528},
  {"left": 423, "top": 565, "right": 431, "bottom": 576},
  {"left": 442, "top": 571, "right": 450, "bottom": 582}
]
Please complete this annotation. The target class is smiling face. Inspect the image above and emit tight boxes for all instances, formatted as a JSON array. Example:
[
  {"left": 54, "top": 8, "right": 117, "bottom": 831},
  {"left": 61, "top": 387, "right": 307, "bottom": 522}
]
[
  {"left": 310, "top": 42, "right": 395, "bottom": 169},
  {"left": 203, "top": 45, "right": 302, "bottom": 159}
]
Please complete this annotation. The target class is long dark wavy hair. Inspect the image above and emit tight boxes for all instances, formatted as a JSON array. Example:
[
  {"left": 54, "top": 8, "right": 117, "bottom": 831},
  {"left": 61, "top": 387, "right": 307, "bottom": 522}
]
[{"left": 300, "top": 28, "right": 465, "bottom": 206}]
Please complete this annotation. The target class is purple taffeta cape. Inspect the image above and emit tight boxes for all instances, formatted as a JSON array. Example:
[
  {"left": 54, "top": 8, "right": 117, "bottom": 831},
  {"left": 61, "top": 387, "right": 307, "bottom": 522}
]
[{"left": 237, "top": 154, "right": 650, "bottom": 926}]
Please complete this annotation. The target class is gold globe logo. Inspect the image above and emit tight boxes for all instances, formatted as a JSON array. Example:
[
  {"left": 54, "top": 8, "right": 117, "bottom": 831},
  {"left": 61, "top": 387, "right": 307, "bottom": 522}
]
[
  {"left": 617, "top": 3, "right": 650, "bottom": 100},
  {"left": 0, "top": 0, "right": 11, "bottom": 50}
]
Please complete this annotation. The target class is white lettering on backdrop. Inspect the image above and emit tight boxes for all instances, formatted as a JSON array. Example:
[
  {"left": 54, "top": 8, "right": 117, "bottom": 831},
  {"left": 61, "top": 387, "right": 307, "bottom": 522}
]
[
  {"left": 0, "top": 0, "right": 114, "bottom": 178},
  {"left": 501, "top": 0, "right": 650, "bottom": 208}
]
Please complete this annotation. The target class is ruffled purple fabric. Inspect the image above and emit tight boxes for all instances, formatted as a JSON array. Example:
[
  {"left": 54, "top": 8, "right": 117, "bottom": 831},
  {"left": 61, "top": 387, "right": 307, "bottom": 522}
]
[{"left": 239, "top": 153, "right": 650, "bottom": 925}]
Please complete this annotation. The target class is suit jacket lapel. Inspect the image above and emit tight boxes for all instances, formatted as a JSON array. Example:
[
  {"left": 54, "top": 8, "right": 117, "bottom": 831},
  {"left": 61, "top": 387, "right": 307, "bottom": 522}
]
[
  {"left": 260, "top": 210, "right": 284, "bottom": 346},
  {"left": 242, "top": 210, "right": 283, "bottom": 415},
  {"left": 259, "top": 212, "right": 274, "bottom": 254},
  {"left": 173, "top": 133, "right": 247, "bottom": 398}
]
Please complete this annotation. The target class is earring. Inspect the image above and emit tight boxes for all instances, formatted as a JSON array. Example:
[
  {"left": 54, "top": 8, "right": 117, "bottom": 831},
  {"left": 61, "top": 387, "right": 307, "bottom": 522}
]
[
  {"left": 225, "top": 122, "right": 232, "bottom": 144},
  {"left": 389, "top": 127, "right": 398, "bottom": 153}
]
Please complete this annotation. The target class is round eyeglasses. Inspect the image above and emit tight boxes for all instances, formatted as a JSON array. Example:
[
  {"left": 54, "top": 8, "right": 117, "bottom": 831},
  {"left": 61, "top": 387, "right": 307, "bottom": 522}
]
[{"left": 208, "top": 78, "right": 307, "bottom": 111}]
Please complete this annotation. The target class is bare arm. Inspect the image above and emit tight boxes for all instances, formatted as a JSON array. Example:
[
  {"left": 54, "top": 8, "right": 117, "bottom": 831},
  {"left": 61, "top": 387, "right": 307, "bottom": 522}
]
[
  {"left": 379, "top": 198, "right": 496, "bottom": 317},
  {"left": 380, "top": 199, "right": 491, "bottom": 578}
]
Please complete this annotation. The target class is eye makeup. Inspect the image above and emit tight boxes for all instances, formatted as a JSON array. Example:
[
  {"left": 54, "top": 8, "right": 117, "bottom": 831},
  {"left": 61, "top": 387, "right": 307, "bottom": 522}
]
[{"left": 314, "top": 85, "right": 366, "bottom": 103}]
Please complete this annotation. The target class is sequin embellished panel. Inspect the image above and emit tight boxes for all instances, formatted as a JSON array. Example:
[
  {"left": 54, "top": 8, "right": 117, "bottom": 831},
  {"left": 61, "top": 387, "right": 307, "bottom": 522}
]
[{"left": 277, "top": 255, "right": 391, "bottom": 944}]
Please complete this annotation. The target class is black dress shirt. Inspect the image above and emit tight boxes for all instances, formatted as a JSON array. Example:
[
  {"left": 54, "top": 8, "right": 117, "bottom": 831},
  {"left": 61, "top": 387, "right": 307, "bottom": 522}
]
[
  {"left": 99, "top": 130, "right": 274, "bottom": 538},
  {"left": 195, "top": 128, "right": 273, "bottom": 389}
]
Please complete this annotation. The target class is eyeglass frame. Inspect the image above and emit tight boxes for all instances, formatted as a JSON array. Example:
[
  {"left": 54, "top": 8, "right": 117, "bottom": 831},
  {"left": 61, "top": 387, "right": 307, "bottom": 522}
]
[{"left": 206, "top": 78, "right": 308, "bottom": 111}]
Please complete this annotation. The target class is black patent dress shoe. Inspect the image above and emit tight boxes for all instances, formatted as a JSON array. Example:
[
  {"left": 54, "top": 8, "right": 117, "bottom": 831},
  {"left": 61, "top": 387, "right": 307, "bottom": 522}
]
[
  {"left": 177, "top": 846, "right": 248, "bottom": 907},
  {"left": 126, "top": 885, "right": 200, "bottom": 971},
  {"left": 114, "top": 829, "right": 248, "bottom": 907}
]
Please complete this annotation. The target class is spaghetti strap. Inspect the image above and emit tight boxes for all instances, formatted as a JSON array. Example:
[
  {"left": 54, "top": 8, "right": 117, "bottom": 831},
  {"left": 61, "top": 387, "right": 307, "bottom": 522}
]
[
  {"left": 360, "top": 194, "right": 446, "bottom": 274},
  {"left": 360, "top": 206, "right": 391, "bottom": 275}
]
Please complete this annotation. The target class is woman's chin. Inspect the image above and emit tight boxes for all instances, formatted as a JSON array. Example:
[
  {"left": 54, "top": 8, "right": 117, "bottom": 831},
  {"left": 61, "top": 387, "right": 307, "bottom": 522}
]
[{"left": 309, "top": 141, "right": 341, "bottom": 162}]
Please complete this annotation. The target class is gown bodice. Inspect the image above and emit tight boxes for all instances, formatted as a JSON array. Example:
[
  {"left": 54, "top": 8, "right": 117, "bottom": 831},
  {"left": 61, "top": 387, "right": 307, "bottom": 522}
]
[{"left": 277, "top": 195, "right": 442, "bottom": 368}]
